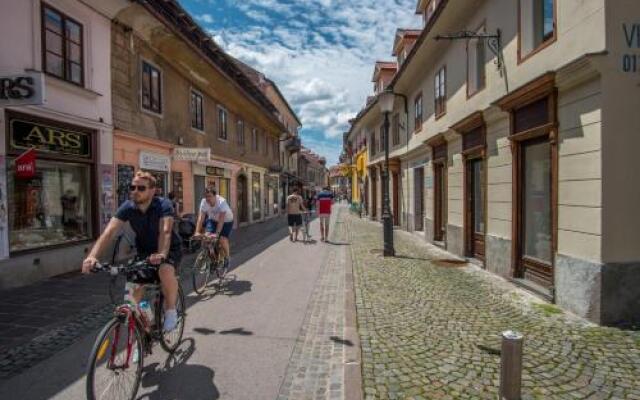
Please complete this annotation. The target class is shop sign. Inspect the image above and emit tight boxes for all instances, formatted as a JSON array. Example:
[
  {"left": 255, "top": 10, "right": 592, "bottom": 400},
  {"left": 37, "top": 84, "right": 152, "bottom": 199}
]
[
  {"left": 206, "top": 166, "right": 225, "bottom": 176},
  {"left": 425, "top": 176, "right": 433, "bottom": 189},
  {"left": 173, "top": 147, "right": 210, "bottom": 162},
  {"left": 10, "top": 119, "right": 91, "bottom": 158},
  {"left": 15, "top": 148, "right": 36, "bottom": 179},
  {"left": 0, "top": 72, "right": 44, "bottom": 106},
  {"left": 140, "top": 151, "right": 170, "bottom": 172}
]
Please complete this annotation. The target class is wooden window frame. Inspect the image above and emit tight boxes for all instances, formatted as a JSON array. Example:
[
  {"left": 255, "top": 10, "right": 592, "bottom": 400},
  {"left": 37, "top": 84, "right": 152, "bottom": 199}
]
[
  {"left": 496, "top": 72, "right": 558, "bottom": 295},
  {"left": 392, "top": 113, "right": 401, "bottom": 146},
  {"left": 251, "top": 128, "right": 258, "bottom": 152},
  {"left": 141, "top": 60, "right": 163, "bottom": 115},
  {"left": 434, "top": 66, "right": 447, "bottom": 119},
  {"left": 414, "top": 92, "right": 423, "bottom": 133},
  {"left": 517, "top": 0, "right": 558, "bottom": 65},
  {"left": 190, "top": 89, "right": 204, "bottom": 132},
  {"left": 41, "top": 3, "right": 84, "bottom": 87},
  {"left": 466, "top": 24, "right": 487, "bottom": 99},
  {"left": 237, "top": 120, "right": 245, "bottom": 146},
  {"left": 217, "top": 106, "right": 228, "bottom": 141}
]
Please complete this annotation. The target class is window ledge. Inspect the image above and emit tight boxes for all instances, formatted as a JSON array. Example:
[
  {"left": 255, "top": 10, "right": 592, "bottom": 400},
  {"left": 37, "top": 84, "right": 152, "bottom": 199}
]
[{"left": 43, "top": 72, "right": 103, "bottom": 99}]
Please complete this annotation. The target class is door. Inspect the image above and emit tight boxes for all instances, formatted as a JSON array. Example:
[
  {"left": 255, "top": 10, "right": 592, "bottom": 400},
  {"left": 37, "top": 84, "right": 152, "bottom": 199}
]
[
  {"left": 371, "top": 173, "right": 377, "bottom": 220},
  {"left": 433, "top": 163, "right": 446, "bottom": 242},
  {"left": 392, "top": 172, "right": 399, "bottom": 226},
  {"left": 519, "top": 138, "right": 553, "bottom": 287},
  {"left": 237, "top": 175, "right": 248, "bottom": 223},
  {"left": 193, "top": 175, "right": 205, "bottom": 214},
  {"left": 414, "top": 167, "right": 424, "bottom": 231},
  {"left": 466, "top": 158, "right": 485, "bottom": 260}
]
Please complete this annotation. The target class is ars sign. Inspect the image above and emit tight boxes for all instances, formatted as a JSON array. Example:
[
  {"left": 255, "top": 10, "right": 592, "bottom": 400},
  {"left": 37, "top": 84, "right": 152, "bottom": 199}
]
[{"left": 0, "top": 72, "right": 44, "bottom": 106}]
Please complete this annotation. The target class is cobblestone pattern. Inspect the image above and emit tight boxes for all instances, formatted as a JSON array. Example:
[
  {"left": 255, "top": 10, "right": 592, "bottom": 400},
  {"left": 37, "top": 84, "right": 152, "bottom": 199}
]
[
  {"left": 347, "top": 214, "right": 640, "bottom": 400},
  {"left": 278, "top": 209, "right": 348, "bottom": 400}
]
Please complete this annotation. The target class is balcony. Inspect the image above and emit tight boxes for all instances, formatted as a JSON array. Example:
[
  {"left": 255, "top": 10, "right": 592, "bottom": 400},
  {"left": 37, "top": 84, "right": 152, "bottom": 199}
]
[{"left": 285, "top": 137, "right": 301, "bottom": 152}]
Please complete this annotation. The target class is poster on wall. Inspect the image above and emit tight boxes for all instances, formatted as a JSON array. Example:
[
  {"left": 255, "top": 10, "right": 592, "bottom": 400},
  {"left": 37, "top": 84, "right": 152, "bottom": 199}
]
[
  {"left": 100, "top": 165, "right": 115, "bottom": 232},
  {"left": 0, "top": 156, "right": 9, "bottom": 260}
]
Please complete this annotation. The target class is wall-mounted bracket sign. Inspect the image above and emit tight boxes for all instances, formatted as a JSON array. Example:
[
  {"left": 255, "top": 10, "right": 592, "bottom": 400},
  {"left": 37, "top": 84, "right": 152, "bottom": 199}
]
[
  {"left": 10, "top": 119, "right": 91, "bottom": 158},
  {"left": 0, "top": 72, "right": 44, "bottom": 106},
  {"left": 173, "top": 147, "right": 210, "bottom": 163},
  {"left": 140, "top": 151, "right": 170, "bottom": 172}
]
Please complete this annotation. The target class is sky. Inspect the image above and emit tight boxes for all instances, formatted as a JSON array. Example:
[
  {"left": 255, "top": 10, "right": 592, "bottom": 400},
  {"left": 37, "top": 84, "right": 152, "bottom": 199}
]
[{"left": 178, "top": 0, "right": 421, "bottom": 166}]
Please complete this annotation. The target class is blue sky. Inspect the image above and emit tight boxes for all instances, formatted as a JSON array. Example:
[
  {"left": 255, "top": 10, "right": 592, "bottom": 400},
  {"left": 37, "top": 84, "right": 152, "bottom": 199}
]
[{"left": 178, "top": 0, "right": 420, "bottom": 166}]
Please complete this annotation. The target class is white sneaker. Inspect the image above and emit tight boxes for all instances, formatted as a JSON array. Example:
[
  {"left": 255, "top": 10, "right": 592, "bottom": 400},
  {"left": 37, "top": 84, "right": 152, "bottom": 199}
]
[{"left": 163, "top": 309, "right": 178, "bottom": 332}]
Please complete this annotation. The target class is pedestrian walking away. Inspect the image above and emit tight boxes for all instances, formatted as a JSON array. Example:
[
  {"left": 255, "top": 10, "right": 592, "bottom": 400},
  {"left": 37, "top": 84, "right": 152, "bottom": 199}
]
[
  {"left": 286, "top": 187, "right": 307, "bottom": 242},
  {"left": 81, "top": 171, "right": 182, "bottom": 333},
  {"left": 316, "top": 186, "right": 334, "bottom": 242}
]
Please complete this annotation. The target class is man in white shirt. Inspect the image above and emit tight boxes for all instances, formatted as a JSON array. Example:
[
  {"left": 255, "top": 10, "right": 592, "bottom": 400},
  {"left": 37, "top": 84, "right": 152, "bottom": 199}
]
[{"left": 194, "top": 188, "right": 234, "bottom": 266}]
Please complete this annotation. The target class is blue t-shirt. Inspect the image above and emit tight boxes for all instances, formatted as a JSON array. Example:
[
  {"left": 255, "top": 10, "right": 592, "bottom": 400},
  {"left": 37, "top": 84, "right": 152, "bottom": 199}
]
[{"left": 115, "top": 197, "right": 182, "bottom": 256}]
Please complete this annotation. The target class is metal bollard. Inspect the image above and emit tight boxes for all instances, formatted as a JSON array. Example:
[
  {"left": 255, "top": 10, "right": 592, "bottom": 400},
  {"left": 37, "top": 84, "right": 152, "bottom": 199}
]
[{"left": 500, "top": 330, "right": 524, "bottom": 400}]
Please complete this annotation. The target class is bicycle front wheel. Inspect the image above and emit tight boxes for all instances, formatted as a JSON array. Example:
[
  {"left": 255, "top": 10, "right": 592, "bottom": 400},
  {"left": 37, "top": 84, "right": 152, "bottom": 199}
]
[
  {"left": 192, "top": 251, "right": 211, "bottom": 295},
  {"left": 86, "top": 317, "right": 144, "bottom": 400},
  {"left": 159, "top": 284, "right": 186, "bottom": 353}
]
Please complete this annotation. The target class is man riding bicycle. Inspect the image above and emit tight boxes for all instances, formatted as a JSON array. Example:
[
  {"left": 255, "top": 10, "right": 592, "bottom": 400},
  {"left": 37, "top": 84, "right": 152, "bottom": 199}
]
[
  {"left": 193, "top": 187, "right": 234, "bottom": 269},
  {"left": 81, "top": 171, "right": 182, "bottom": 332}
]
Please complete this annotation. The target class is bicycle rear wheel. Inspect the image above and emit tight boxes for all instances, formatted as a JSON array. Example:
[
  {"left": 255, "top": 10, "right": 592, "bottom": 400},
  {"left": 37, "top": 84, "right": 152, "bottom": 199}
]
[
  {"left": 86, "top": 317, "right": 143, "bottom": 400},
  {"left": 159, "top": 284, "right": 186, "bottom": 353},
  {"left": 192, "top": 251, "right": 211, "bottom": 295}
]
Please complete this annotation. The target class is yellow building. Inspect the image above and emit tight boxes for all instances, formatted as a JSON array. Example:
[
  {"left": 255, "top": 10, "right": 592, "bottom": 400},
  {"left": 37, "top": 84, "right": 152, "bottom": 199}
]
[{"left": 352, "top": 149, "right": 368, "bottom": 205}]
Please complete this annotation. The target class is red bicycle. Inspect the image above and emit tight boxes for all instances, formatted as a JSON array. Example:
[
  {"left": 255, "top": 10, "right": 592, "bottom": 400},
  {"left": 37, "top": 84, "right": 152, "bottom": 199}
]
[{"left": 86, "top": 260, "right": 186, "bottom": 400}]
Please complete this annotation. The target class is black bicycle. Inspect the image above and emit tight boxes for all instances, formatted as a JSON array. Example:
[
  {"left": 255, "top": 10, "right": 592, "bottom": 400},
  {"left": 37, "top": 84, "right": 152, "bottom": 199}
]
[
  {"left": 86, "top": 260, "right": 186, "bottom": 400},
  {"left": 191, "top": 235, "right": 229, "bottom": 294}
]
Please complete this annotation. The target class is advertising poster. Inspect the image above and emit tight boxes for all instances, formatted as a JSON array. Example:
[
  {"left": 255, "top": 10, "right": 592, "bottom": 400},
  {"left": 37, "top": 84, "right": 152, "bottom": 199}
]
[
  {"left": 0, "top": 156, "right": 8, "bottom": 260},
  {"left": 100, "top": 165, "right": 115, "bottom": 232}
]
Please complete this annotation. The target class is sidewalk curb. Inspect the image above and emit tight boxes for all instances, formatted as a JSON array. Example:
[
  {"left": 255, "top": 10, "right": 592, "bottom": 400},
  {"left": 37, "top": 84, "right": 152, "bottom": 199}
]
[{"left": 343, "top": 212, "right": 363, "bottom": 400}]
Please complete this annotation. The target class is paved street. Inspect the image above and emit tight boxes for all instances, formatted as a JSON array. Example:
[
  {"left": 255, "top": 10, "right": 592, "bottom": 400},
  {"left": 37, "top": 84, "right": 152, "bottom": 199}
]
[
  {"left": 0, "top": 211, "right": 355, "bottom": 399},
  {"left": 346, "top": 213, "right": 640, "bottom": 399}
]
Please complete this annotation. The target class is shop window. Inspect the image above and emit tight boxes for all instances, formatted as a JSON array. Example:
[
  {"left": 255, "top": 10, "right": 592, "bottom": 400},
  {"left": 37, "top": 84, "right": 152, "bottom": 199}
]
[
  {"left": 190, "top": 90, "right": 204, "bottom": 131},
  {"left": 218, "top": 107, "right": 228, "bottom": 140},
  {"left": 252, "top": 172, "right": 261, "bottom": 221},
  {"left": 7, "top": 160, "right": 93, "bottom": 252},
  {"left": 117, "top": 164, "right": 134, "bottom": 206},
  {"left": 519, "top": 0, "right": 556, "bottom": 60},
  {"left": 414, "top": 92, "right": 423, "bottom": 131},
  {"left": 141, "top": 61, "right": 162, "bottom": 114},
  {"left": 263, "top": 133, "right": 269, "bottom": 155},
  {"left": 369, "top": 131, "right": 376, "bottom": 157},
  {"left": 42, "top": 4, "right": 84, "bottom": 86},
  {"left": 467, "top": 27, "right": 486, "bottom": 96},
  {"left": 435, "top": 66, "right": 446, "bottom": 117},
  {"left": 237, "top": 120, "right": 245, "bottom": 146}
]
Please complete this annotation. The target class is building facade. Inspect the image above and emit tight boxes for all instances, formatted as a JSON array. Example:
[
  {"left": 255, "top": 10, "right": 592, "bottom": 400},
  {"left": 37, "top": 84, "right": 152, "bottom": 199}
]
[
  {"left": 345, "top": 0, "right": 640, "bottom": 325},
  {"left": 110, "top": 0, "right": 284, "bottom": 229},
  {"left": 0, "top": 0, "right": 130, "bottom": 288}
]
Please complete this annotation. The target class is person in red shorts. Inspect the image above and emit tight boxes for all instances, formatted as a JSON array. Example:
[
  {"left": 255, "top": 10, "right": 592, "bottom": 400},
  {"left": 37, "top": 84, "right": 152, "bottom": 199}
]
[{"left": 316, "top": 186, "right": 334, "bottom": 242}]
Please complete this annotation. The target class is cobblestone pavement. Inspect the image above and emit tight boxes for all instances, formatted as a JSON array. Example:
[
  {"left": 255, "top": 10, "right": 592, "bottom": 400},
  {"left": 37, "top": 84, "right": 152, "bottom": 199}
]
[
  {"left": 0, "top": 215, "right": 287, "bottom": 380},
  {"left": 278, "top": 207, "right": 353, "bottom": 400},
  {"left": 346, "top": 213, "right": 640, "bottom": 400}
]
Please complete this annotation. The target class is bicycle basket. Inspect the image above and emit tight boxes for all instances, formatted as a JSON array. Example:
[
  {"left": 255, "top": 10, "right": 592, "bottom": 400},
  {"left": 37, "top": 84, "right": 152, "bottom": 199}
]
[{"left": 127, "top": 265, "right": 160, "bottom": 284}]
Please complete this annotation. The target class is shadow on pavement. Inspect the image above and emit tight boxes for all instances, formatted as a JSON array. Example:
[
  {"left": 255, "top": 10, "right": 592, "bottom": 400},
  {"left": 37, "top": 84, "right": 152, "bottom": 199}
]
[
  {"left": 325, "top": 240, "right": 351, "bottom": 246},
  {"left": 219, "top": 327, "right": 253, "bottom": 336},
  {"left": 138, "top": 338, "right": 219, "bottom": 400},
  {"left": 330, "top": 336, "right": 354, "bottom": 347},
  {"left": 0, "top": 217, "right": 289, "bottom": 397}
]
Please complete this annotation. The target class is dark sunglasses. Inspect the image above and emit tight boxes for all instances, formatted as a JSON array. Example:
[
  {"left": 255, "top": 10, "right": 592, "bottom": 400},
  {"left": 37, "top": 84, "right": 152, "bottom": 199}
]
[{"left": 129, "top": 185, "right": 147, "bottom": 192}]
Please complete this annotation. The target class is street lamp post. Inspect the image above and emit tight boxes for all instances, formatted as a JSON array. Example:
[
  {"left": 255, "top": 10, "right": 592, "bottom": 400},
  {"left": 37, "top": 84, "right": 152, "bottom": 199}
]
[{"left": 378, "top": 90, "right": 396, "bottom": 257}]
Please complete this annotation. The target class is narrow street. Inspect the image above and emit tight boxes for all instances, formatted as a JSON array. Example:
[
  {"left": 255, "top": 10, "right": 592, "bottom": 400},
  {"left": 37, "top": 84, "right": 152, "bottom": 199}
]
[{"left": 0, "top": 208, "right": 356, "bottom": 400}]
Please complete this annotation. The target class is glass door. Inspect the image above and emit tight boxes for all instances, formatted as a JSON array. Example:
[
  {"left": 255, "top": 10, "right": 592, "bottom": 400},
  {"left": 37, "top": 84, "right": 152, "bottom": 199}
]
[
  {"left": 520, "top": 138, "right": 553, "bottom": 286},
  {"left": 467, "top": 158, "right": 485, "bottom": 260},
  {"left": 433, "top": 163, "right": 446, "bottom": 242}
]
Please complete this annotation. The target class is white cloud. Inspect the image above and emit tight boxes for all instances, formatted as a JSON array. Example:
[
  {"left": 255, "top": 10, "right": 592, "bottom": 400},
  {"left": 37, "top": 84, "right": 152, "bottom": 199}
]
[
  {"left": 203, "top": 0, "right": 420, "bottom": 161},
  {"left": 196, "top": 13, "right": 214, "bottom": 24}
]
